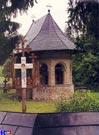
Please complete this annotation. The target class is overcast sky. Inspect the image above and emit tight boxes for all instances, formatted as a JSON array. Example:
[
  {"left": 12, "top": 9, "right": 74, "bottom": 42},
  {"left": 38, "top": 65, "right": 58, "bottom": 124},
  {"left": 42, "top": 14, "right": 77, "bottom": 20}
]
[{"left": 12, "top": 0, "right": 69, "bottom": 36}]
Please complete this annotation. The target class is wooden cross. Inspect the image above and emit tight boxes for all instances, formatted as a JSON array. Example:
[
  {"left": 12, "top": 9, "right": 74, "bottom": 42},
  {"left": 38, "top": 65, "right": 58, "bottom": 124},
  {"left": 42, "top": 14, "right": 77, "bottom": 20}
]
[
  {"left": 14, "top": 57, "right": 33, "bottom": 88},
  {"left": 10, "top": 53, "right": 17, "bottom": 61},
  {"left": 3, "top": 78, "right": 8, "bottom": 93},
  {"left": 29, "top": 53, "right": 37, "bottom": 87},
  {"left": 14, "top": 37, "right": 33, "bottom": 88},
  {"left": 4, "top": 62, "right": 12, "bottom": 82},
  {"left": 15, "top": 37, "right": 31, "bottom": 56},
  {"left": 29, "top": 53, "right": 37, "bottom": 62},
  {"left": 14, "top": 37, "right": 32, "bottom": 113},
  {"left": 30, "top": 53, "right": 41, "bottom": 87}
]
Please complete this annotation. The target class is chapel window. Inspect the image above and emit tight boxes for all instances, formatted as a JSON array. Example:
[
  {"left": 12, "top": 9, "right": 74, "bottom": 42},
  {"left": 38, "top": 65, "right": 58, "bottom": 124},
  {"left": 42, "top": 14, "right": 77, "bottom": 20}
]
[
  {"left": 55, "top": 64, "right": 64, "bottom": 84},
  {"left": 40, "top": 64, "right": 48, "bottom": 85}
]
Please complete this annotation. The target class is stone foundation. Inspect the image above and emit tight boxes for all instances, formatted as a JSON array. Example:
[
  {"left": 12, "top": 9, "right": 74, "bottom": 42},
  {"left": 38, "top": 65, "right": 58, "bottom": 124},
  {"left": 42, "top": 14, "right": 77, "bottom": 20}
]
[
  {"left": 16, "top": 84, "right": 74, "bottom": 100},
  {"left": 32, "top": 84, "right": 74, "bottom": 101}
]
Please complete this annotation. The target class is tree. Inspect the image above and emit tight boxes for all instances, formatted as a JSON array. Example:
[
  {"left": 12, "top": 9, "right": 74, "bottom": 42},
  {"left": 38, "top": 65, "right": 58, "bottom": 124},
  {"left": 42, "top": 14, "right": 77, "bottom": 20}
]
[
  {"left": 0, "top": 0, "right": 37, "bottom": 64},
  {"left": 67, "top": 0, "right": 99, "bottom": 90},
  {"left": 67, "top": 0, "right": 99, "bottom": 39}
]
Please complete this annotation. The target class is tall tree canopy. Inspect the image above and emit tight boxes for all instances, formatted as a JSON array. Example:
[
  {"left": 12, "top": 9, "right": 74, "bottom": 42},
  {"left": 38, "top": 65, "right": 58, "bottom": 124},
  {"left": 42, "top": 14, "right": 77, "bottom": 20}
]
[
  {"left": 67, "top": 0, "right": 99, "bottom": 90},
  {"left": 0, "top": 0, "right": 37, "bottom": 64},
  {"left": 67, "top": 0, "right": 99, "bottom": 39}
]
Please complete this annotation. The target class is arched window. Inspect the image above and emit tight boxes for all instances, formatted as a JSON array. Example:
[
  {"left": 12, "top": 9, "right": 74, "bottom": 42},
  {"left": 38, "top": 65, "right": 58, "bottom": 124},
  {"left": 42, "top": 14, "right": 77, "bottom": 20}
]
[
  {"left": 55, "top": 64, "right": 64, "bottom": 84},
  {"left": 40, "top": 64, "right": 48, "bottom": 85}
]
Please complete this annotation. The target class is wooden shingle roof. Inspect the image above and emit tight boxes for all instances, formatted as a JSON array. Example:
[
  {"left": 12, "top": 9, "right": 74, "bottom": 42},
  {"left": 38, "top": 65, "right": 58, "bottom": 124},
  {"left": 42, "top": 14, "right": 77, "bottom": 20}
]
[{"left": 24, "top": 11, "right": 76, "bottom": 51}]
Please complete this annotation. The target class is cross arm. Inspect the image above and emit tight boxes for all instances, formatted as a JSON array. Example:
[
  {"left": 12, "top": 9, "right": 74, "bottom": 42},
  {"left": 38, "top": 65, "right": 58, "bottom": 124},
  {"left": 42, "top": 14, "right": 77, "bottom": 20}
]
[{"left": 14, "top": 64, "right": 21, "bottom": 69}]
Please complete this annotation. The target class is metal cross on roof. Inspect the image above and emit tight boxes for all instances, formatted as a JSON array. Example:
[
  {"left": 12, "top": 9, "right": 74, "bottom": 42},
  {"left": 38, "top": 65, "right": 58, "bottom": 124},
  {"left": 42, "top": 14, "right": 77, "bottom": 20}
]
[
  {"left": 46, "top": 3, "right": 52, "bottom": 8},
  {"left": 46, "top": 3, "right": 52, "bottom": 12}
]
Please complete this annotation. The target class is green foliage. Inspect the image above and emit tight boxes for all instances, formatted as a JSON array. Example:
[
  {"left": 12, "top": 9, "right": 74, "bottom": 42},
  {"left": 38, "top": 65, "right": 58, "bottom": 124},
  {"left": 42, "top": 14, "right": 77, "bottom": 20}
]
[
  {"left": 2, "top": 59, "right": 12, "bottom": 78},
  {"left": 56, "top": 91, "right": 99, "bottom": 112},
  {"left": 0, "top": 0, "right": 37, "bottom": 64},
  {"left": 0, "top": 0, "right": 37, "bottom": 17},
  {"left": 0, "top": 36, "right": 19, "bottom": 64},
  {"left": 67, "top": 1, "right": 99, "bottom": 39},
  {"left": 73, "top": 36, "right": 99, "bottom": 90},
  {"left": 67, "top": 1, "right": 99, "bottom": 90}
]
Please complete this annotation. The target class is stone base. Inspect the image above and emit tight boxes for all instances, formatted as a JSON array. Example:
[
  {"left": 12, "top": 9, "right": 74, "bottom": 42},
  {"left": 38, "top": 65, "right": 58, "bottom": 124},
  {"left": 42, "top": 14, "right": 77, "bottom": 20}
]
[
  {"left": 32, "top": 84, "right": 74, "bottom": 101},
  {"left": 16, "top": 84, "right": 74, "bottom": 101}
]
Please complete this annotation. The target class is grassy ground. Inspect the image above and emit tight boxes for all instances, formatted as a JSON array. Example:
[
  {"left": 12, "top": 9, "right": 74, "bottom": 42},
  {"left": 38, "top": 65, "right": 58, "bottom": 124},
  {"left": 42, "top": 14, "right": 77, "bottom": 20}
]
[
  {"left": 0, "top": 66, "right": 99, "bottom": 113},
  {"left": 0, "top": 89, "right": 99, "bottom": 113},
  {"left": 0, "top": 77, "right": 4, "bottom": 83},
  {"left": 0, "top": 66, "right": 56, "bottom": 113},
  {"left": 0, "top": 89, "right": 56, "bottom": 113}
]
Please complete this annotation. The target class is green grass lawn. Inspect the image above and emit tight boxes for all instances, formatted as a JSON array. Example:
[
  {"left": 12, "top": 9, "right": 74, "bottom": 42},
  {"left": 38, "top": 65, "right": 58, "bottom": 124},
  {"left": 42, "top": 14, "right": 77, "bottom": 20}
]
[
  {"left": 0, "top": 89, "right": 56, "bottom": 113},
  {"left": 0, "top": 100, "right": 56, "bottom": 113},
  {"left": 0, "top": 89, "right": 99, "bottom": 113},
  {"left": 0, "top": 77, "right": 4, "bottom": 83}
]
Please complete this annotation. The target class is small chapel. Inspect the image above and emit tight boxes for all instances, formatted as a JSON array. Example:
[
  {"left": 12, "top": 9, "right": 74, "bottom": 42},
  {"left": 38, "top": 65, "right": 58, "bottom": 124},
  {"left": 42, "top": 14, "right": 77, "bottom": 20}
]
[{"left": 15, "top": 10, "right": 76, "bottom": 100}]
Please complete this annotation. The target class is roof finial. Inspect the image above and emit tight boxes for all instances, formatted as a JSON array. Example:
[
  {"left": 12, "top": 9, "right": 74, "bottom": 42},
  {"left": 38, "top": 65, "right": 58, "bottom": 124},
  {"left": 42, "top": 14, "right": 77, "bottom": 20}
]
[
  {"left": 46, "top": 3, "right": 52, "bottom": 13},
  {"left": 31, "top": 14, "right": 36, "bottom": 22},
  {"left": 48, "top": 9, "right": 50, "bottom": 13}
]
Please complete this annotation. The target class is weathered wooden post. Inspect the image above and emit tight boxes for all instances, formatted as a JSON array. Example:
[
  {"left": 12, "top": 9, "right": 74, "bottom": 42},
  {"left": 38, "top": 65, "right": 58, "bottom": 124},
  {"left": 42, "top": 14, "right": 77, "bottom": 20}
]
[
  {"left": 14, "top": 37, "right": 32, "bottom": 112},
  {"left": 29, "top": 53, "right": 37, "bottom": 88},
  {"left": 3, "top": 78, "right": 8, "bottom": 93}
]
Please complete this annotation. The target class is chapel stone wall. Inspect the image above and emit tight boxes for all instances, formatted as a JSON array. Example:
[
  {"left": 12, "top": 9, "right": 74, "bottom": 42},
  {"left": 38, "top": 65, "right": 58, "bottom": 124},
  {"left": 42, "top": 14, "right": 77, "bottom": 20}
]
[
  {"left": 32, "top": 51, "right": 74, "bottom": 100},
  {"left": 16, "top": 51, "right": 74, "bottom": 100},
  {"left": 32, "top": 85, "right": 74, "bottom": 100}
]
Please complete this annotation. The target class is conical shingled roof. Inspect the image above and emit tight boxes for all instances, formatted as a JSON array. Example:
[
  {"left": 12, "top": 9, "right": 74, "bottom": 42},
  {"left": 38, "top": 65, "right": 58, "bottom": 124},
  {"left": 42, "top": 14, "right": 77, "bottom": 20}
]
[{"left": 24, "top": 11, "right": 76, "bottom": 51}]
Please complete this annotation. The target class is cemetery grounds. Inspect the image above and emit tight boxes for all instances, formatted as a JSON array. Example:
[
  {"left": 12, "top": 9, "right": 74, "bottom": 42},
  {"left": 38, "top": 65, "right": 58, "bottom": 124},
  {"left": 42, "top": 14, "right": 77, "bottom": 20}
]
[
  {"left": 0, "top": 66, "right": 55, "bottom": 113},
  {"left": 0, "top": 66, "right": 99, "bottom": 113}
]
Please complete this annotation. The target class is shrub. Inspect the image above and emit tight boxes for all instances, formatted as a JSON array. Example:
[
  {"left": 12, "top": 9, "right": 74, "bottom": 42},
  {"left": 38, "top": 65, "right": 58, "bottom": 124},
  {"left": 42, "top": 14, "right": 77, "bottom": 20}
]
[{"left": 55, "top": 91, "right": 99, "bottom": 112}]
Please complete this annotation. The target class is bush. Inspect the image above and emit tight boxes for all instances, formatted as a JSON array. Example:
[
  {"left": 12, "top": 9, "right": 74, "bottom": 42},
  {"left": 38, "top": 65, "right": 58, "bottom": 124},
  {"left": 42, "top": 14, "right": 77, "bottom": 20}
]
[{"left": 55, "top": 91, "right": 99, "bottom": 112}]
